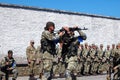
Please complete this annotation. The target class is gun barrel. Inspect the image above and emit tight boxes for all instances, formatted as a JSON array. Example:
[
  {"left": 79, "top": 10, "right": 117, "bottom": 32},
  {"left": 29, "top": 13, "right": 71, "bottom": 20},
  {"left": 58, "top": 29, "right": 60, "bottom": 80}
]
[{"left": 78, "top": 27, "right": 88, "bottom": 30}]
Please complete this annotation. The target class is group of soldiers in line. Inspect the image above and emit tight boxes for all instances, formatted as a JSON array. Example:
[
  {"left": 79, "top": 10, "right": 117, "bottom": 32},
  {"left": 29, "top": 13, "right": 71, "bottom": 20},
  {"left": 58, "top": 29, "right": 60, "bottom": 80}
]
[
  {"left": 26, "top": 21, "right": 120, "bottom": 80},
  {"left": 26, "top": 40, "right": 120, "bottom": 80}
]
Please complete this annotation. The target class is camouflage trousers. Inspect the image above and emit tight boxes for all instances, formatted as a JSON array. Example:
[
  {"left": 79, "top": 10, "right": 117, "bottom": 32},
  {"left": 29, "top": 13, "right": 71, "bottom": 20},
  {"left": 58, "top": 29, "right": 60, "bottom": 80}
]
[
  {"left": 113, "top": 68, "right": 120, "bottom": 80},
  {"left": 65, "top": 56, "right": 77, "bottom": 80},
  {"left": 28, "top": 60, "right": 37, "bottom": 75},
  {"left": 0, "top": 71, "right": 5, "bottom": 80},
  {"left": 91, "top": 62, "right": 99, "bottom": 73},
  {"left": 41, "top": 51, "right": 53, "bottom": 80},
  {"left": 101, "top": 62, "right": 110, "bottom": 72},
  {"left": 1, "top": 68, "right": 18, "bottom": 80},
  {"left": 76, "top": 61, "right": 83, "bottom": 74}
]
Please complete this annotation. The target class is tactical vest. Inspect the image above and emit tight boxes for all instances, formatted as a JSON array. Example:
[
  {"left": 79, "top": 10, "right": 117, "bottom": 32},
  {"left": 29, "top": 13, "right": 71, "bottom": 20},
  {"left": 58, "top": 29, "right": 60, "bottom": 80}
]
[
  {"left": 41, "top": 38, "right": 56, "bottom": 55},
  {"left": 67, "top": 43, "right": 78, "bottom": 58},
  {"left": 4, "top": 57, "right": 15, "bottom": 68}
]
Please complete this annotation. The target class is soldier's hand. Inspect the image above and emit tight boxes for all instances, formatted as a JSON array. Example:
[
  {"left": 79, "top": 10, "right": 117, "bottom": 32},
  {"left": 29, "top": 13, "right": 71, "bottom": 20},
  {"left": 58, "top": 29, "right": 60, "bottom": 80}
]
[
  {"left": 62, "top": 27, "right": 69, "bottom": 32},
  {"left": 113, "top": 66, "right": 118, "bottom": 70},
  {"left": 73, "top": 26, "right": 78, "bottom": 30},
  {"left": 7, "top": 67, "right": 13, "bottom": 70},
  {"left": 27, "top": 60, "right": 31, "bottom": 64},
  {"left": 59, "top": 31, "right": 64, "bottom": 36},
  {"left": 5, "top": 62, "right": 9, "bottom": 65}
]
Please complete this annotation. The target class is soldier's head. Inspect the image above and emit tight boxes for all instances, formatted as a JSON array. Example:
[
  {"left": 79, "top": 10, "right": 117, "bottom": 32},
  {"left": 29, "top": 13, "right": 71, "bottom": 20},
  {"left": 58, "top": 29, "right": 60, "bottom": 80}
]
[
  {"left": 84, "top": 43, "right": 88, "bottom": 48},
  {"left": 80, "top": 44, "right": 84, "bottom": 49},
  {"left": 88, "top": 45, "right": 91, "bottom": 50},
  {"left": 100, "top": 44, "right": 103, "bottom": 49},
  {"left": 95, "top": 45, "right": 98, "bottom": 49},
  {"left": 112, "top": 44, "right": 115, "bottom": 49},
  {"left": 45, "top": 21, "right": 55, "bottom": 32},
  {"left": 30, "top": 40, "right": 34, "bottom": 46},
  {"left": 92, "top": 43, "right": 95, "bottom": 49},
  {"left": 8, "top": 50, "right": 13, "bottom": 58},
  {"left": 107, "top": 45, "right": 110, "bottom": 50},
  {"left": 117, "top": 43, "right": 120, "bottom": 49}
]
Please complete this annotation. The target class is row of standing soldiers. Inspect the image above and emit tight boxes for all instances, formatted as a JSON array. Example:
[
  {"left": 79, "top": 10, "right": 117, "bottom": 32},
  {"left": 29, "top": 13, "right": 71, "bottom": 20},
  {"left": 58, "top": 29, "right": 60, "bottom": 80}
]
[{"left": 26, "top": 21, "right": 120, "bottom": 80}]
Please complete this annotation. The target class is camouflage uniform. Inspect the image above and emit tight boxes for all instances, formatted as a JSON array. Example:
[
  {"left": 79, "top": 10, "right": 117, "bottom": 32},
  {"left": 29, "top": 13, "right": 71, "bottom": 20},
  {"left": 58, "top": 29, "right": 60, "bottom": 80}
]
[
  {"left": 0, "top": 50, "right": 18, "bottom": 80},
  {"left": 97, "top": 44, "right": 104, "bottom": 73},
  {"left": 26, "top": 41, "right": 37, "bottom": 76},
  {"left": 110, "top": 44, "right": 116, "bottom": 69},
  {"left": 41, "top": 30, "right": 61, "bottom": 80},
  {"left": 89, "top": 44, "right": 98, "bottom": 73},
  {"left": 76, "top": 44, "right": 84, "bottom": 75},
  {"left": 113, "top": 43, "right": 120, "bottom": 80},
  {"left": 102, "top": 45, "right": 111, "bottom": 72},
  {"left": 0, "top": 65, "right": 5, "bottom": 80},
  {"left": 36, "top": 45, "right": 43, "bottom": 78},
  {"left": 65, "top": 30, "right": 87, "bottom": 80},
  {"left": 83, "top": 43, "right": 91, "bottom": 74},
  {"left": 53, "top": 43, "right": 64, "bottom": 77}
]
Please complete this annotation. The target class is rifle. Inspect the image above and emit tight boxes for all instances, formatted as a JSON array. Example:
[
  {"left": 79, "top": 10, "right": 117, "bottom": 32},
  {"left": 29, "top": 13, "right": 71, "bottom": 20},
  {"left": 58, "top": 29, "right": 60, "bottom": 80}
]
[{"left": 54, "top": 27, "right": 88, "bottom": 33}]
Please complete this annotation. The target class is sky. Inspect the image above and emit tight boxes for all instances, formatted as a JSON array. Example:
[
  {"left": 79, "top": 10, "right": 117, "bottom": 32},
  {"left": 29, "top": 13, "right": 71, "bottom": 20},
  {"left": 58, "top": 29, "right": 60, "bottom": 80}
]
[{"left": 0, "top": 0, "right": 120, "bottom": 18}]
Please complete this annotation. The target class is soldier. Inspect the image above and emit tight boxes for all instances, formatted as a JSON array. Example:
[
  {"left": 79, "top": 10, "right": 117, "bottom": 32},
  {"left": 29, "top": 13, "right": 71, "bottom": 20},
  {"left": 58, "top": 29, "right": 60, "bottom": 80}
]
[
  {"left": 53, "top": 41, "right": 64, "bottom": 78},
  {"left": 104, "top": 45, "right": 111, "bottom": 72},
  {"left": 26, "top": 40, "right": 37, "bottom": 78},
  {"left": 93, "top": 45, "right": 99, "bottom": 74},
  {"left": 0, "top": 50, "right": 18, "bottom": 80},
  {"left": 89, "top": 44, "right": 98, "bottom": 74},
  {"left": 36, "top": 43, "right": 43, "bottom": 79},
  {"left": 83, "top": 43, "right": 91, "bottom": 75},
  {"left": 40, "top": 22, "right": 63, "bottom": 80},
  {"left": 64, "top": 27, "right": 87, "bottom": 80},
  {"left": 111, "top": 44, "right": 116, "bottom": 69},
  {"left": 76, "top": 44, "right": 84, "bottom": 76},
  {"left": 113, "top": 43, "right": 120, "bottom": 80},
  {"left": 97, "top": 44, "right": 104, "bottom": 73}
]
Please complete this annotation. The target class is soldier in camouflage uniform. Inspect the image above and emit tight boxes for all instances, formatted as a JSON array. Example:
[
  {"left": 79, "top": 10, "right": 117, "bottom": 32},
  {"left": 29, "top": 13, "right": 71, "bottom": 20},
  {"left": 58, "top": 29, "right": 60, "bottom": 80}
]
[
  {"left": 89, "top": 44, "right": 98, "bottom": 74},
  {"left": 110, "top": 44, "right": 116, "bottom": 69},
  {"left": 113, "top": 43, "right": 120, "bottom": 80},
  {"left": 64, "top": 27, "right": 87, "bottom": 80},
  {"left": 36, "top": 43, "right": 43, "bottom": 79},
  {"left": 53, "top": 41, "right": 64, "bottom": 77},
  {"left": 26, "top": 40, "right": 37, "bottom": 78},
  {"left": 103, "top": 45, "right": 111, "bottom": 73},
  {"left": 93, "top": 45, "right": 99, "bottom": 74},
  {"left": 76, "top": 44, "right": 84, "bottom": 76},
  {"left": 83, "top": 43, "right": 91, "bottom": 75},
  {"left": 40, "top": 22, "right": 63, "bottom": 80},
  {"left": 97, "top": 44, "right": 104, "bottom": 73},
  {"left": 0, "top": 50, "right": 18, "bottom": 80}
]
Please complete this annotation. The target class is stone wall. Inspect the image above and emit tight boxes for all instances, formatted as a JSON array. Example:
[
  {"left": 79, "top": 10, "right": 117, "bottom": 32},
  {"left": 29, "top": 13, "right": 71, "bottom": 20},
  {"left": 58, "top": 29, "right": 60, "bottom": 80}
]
[{"left": 0, "top": 3, "right": 120, "bottom": 63}]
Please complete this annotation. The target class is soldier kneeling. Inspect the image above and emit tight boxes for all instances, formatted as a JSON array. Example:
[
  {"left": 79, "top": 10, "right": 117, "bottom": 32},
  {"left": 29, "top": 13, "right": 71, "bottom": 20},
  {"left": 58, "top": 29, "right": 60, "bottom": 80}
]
[{"left": 0, "top": 50, "right": 18, "bottom": 80}]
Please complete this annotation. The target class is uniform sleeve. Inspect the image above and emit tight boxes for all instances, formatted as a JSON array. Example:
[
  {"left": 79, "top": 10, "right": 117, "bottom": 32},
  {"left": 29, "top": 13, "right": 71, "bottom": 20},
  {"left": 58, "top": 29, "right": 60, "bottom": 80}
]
[
  {"left": 77, "top": 30, "right": 87, "bottom": 40},
  {"left": 11, "top": 61, "right": 16, "bottom": 69},
  {"left": 42, "top": 31, "right": 60, "bottom": 41},
  {"left": 26, "top": 47, "right": 30, "bottom": 60},
  {"left": 0, "top": 58, "right": 6, "bottom": 67},
  {"left": 56, "top": 47, "right": 62, "bottom": 58},
  {"left": 36, "top": 46, "right": 42, "bottom": 60}
]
